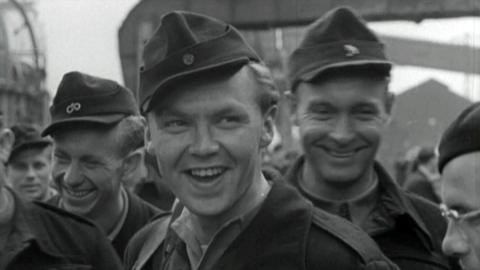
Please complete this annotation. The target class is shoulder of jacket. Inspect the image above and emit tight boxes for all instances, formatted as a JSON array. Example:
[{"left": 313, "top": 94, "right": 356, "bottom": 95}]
[
  {"left": 125, "top": 212, "right": 171, "bottom": 269},
  {"left": 405, "top": 192, "right": 443, "bottom": 218},
  {"left": 128, "top": 191, "right": 164, "bottom": 216},
  {"left": 32, "top": 201, "right": 99, "bottom": 228}
]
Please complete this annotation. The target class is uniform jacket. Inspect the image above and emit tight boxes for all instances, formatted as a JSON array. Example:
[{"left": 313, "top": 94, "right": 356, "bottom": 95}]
[
  {"left": 112, "top": 190, "right": 161, "bottom": 256},
  {"left": 285, "top": 156, "right": 460, "bottom": 270},
  {"left": 49, "top": 189, "right": 161, "bottom": 257},
  {"left": 4, "top": 190, "right": 122, "bottom": 270},
  {"left": 124, "top": 180, "right": 399, "bottom": 270}
]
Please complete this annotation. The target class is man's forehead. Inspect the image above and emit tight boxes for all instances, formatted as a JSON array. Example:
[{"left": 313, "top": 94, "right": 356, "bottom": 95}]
[
  {"left": 442, "top": 152, "right": 480, "bottom": 208},
  {"left": 150, "top": 67, "right": 255, "bottom": 112}
]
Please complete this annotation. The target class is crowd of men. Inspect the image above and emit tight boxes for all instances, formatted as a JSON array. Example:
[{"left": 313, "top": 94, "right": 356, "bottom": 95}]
[{"left": 0, "top": 5, "right": 478, "bottom": 270}]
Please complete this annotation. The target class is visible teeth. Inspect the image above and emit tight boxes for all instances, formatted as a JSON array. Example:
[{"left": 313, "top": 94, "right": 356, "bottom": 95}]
[
  {"left": 190, "top": 167, "right": 224, "bottom": 177},
  {"left": 329, "top": 151, "right": 355, "bottom": 157},
  {"left": 66, "top": 189, "right": 92, "bottom": 198}
]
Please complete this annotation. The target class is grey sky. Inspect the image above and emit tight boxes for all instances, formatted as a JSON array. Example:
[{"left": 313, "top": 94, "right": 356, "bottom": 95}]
[{"left": 35, "top": 0, "right": 479, "bottom": 100}]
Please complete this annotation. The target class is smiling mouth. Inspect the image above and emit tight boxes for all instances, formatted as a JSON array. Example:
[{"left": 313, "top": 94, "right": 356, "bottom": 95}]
[
  {"left": 64, "top": 188, "right": 95, "bottom": 198},
  {"left": 323, "top": 148, "right": 363, "bottom": 158},
  {"left": 187, "top": 167, "right": 226, "bottom": 180}
]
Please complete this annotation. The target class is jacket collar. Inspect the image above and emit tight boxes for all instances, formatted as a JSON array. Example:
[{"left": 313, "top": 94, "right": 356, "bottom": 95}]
[
  {"left": 373, "top": 162, "right": 434, "bottom": 250},
  {"left": 285, "top": 156, "right": 434, "bottom": 250}
]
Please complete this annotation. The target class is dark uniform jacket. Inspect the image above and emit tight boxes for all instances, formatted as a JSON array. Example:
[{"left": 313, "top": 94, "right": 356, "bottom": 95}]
[
  {"left": 3, "top": 189, "right": 122, "bottom": 270},
  {"left": 49, "top": 189, "right": 161, "bottom": 257},
  {"left": 285, "top": 156, "right": 460, "bottom": 270},
  {"left": 124, "top": 180, "right": 399, "bottom": 270}
]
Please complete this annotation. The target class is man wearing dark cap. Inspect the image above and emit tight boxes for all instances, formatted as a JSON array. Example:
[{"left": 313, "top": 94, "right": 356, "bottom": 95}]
[
  {"left": 0, "top": 118, "right": 122, "bottom": 269},
  {"left": 437, "top": 102, "right": 480, "bottom": 270},
  {"left": 6, "top": 124, "right": 57, "bottom": 202},
  {"left": 286, "top": 6, "right": 459, "bottom": 270},
  {"left": 125, "top": 10, "right": 399, "bottom": 270},
  {"left": 43, "top": 71, "right": 161, "bottom": 256}
]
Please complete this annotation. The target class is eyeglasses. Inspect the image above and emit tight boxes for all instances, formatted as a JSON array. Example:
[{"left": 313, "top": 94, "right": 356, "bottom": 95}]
[{"left": 440, "top": 204, "right": 480, "bottom": 225}]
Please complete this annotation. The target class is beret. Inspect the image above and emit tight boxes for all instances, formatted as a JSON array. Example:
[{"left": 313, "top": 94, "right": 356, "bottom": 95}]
[
  {"left": 42, "top": 71, "right": 139, "bottom": 136},
  {"left": 139, "top": 10, "right": 261, "bottom": 113},
  {"left": 9, "top": 124, "right": 52, "bottom": 162},
  {"left": 438, "top": 102, "right": 480, "bottom": 173},
  {"left": 288, "top": 6, "right": 392, "bottom": 91}
]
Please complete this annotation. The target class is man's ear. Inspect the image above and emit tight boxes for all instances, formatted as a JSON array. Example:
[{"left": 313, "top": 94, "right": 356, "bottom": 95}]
[
  {"left": 0, "top": 129, "right": 14, "bottom": 164},
  {"left": 260, "top": 105, "right": 277, "bottom": 148},
  {"left": 120, "top": 148, "right": 145, "bottom": 187}
]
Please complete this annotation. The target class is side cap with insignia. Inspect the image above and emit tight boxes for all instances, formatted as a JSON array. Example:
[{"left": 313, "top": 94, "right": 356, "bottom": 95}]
[
  {"left": 287, "top": 6, "right": 392, "bottom": 92},
  {"left": 42, "top": 71, "right": 139, "bottom": 136},
  {"left": 139, "top": 10, "right": 261, "bottom": 114}
]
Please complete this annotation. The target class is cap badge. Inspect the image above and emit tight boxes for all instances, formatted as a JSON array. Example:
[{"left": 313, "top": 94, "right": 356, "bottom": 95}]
[
  {"left": 182, "top": 53, "right": 194, "bottom": 65},
  {"left": 344, "top": 44, "right": 359, "bottom": 57},
  {"left": 66, "top": 102, "right": 81, "bottom": 114}
]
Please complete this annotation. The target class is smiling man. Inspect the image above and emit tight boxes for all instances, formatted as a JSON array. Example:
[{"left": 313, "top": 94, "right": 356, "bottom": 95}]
[
  {"left": 42, "top": 71, "right": 160, "bottom": 256},
  {"left": 0, "top": 113, "right": 122, "bottom": 269},
  {"left": 6, "top": 124, "right": 56, "bottom": 202},
  {"left": 124, "top": 10, "right": 399, "bottom": 270},
  {"left": 437, "top": 102, "right": 480, "bottom": 270},
  {"left": 285, "top": 6, "right": 459, "bottom": 270}
]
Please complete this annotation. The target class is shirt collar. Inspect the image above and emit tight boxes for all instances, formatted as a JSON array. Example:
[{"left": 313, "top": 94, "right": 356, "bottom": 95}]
[
  {"left": 108, "top": 187, "right": 129, "bottom": 240},
  {"left": 286, "top": 156, "right": 434, "bottom": 250}
]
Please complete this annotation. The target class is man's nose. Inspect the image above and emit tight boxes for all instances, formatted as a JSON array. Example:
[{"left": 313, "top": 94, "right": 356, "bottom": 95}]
[
  {"left": 442, "top": 221, "right": 470, "bottom": 258},
  {"left": 329, "top": 116, "right": 355, "bottom": 145},
  {"left": 63, "top": 162, "right": 84, "bottom": 187},
  {"left": 25, "top": 165, "right": 36, "bottom": 180},
  {"left": 189, "top": 125, "right": 219, "bottom": 156}
]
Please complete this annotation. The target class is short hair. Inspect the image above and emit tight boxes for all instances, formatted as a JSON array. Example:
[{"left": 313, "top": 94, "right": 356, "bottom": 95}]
[
  {"left": 245, "top": 62, "right": 280, "bottom": 115},
  {"left": 114, "top": 115, "right": 146, "bottom": 157}
]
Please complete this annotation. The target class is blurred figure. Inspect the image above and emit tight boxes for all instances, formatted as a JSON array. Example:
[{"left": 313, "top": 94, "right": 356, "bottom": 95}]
[
  {"left": 6, "top": 124, "right": 56, "bottom": 202},
  {"left": 403, "top": 146, "right": 441, "bottom": 204},
  {"left": 438, "top": 102, "right": 480, "bottom": 270}
]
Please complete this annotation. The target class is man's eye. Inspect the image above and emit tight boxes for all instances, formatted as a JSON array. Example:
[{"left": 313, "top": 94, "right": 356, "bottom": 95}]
[
  {"left": 164, "top": 120, "right": 186, "bottom": 128},
  {"left": 54, "top": 154, "right": 69, "bottom": 163}
]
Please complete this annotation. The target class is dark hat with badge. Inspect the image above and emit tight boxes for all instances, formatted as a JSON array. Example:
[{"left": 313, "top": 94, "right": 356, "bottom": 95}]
[
  {"left": 438, "top": 102, "right": 480, "bottom": 173},
  {"left": 139, "top": 10, "right": 261, "bottom": 113},
  {"left": 9, "top": 124, "right": 52, "bottom": 162},
  {"left": 288, "top": 6, "right": 392, "bottom": 91},
  {"left": 42, "top": 71, "right": 139, "bottom": 136}
]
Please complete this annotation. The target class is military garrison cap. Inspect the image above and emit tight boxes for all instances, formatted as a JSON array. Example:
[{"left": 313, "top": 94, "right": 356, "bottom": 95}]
[
  {"left": 42, "top": 71, "right": 139, "bottom": 136},
  {"left": 288, "top": 6, "right": 392, "bottom": 91},
  {"left": 438, "top": 102, "right": 480, "bottom": 173},
  {"left": 139, "top": 10, "right": 261, "bottom": 113},
  {"left": 9, "top": 124, "right": 51, "bottom": 162}
]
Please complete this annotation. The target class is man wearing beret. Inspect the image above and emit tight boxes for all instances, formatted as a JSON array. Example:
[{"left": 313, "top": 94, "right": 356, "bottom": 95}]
[
  {"left": 285, "top": 6, "right": 460, "bottom": 270},
  {"left": 43, "top": 71, "right": 161, "bottom": 256},
  {"left": 437, "top": 102, "right": 480, "bottom": 270},
  {"left": 5, "top": 124, "right": 57, "bottom": 202},
  {"left": 124, "top": 10, "right": 399, "bottom": 270},
  {"left": 0, "top": 119, "right": 122, "bottom": 269}
]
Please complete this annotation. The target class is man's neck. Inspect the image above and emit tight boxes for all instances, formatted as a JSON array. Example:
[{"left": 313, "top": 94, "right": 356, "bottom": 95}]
[
  {"left": 191, "top": 171, "right": 270, "bottom": 245},
  {"left": 90, "top": 188, "right": 125, "bottom": 235},
  {"left": 301, "top": 161, "right": 376, "bottom": 202}
]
